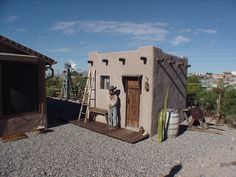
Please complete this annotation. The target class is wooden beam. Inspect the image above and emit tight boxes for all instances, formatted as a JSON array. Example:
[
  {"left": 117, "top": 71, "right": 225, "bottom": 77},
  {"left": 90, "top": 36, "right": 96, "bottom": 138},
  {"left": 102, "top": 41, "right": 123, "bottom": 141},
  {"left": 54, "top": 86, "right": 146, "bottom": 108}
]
[
  {"left": 102, "top": 59, "right": 108, "bottom": 65},
  {"left": 88, "top": 60, "right": 93, "bottom": 66},
  {"left": 119, "top": 58, "right": 125, "bottom": 65},
  {"left": 0, "top": 52, "right": 38, "bottom": 63},
  {"left": 177, "top": 60, "right": 184, "bottom": 66},
  {"left": 0, "top": 62, "right": 2, "bottom": 116},
  {"left": 39, "top": 60, "right": 46, "bottom": 114},
  {"left": 1, "top": 132, "right": 28, "bottom": 142},
  {"left": 156, "top": 57, "right": 164, "bottom": 62},
  {"left": 168, "top": 57, "right": 175, "bottom": 64},
  {"left": 140, "top": 56, "right": 147, "bottom": 64},
  {"left": 0, "top": 35, "right": 56, "bottom": 65},
  {"left": 186, "top": 64, "right": 191, "bottom": 68}
]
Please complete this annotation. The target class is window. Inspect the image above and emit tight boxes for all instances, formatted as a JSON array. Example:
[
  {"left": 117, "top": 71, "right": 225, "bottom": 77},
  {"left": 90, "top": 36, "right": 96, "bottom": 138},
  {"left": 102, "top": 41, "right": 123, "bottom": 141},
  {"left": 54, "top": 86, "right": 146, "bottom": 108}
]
[
  {"left": 100, "top": 75, "right": 110, "bottom": 89},
  {"left": 1, "top": 62, "right": 39, "bottom": 115}
]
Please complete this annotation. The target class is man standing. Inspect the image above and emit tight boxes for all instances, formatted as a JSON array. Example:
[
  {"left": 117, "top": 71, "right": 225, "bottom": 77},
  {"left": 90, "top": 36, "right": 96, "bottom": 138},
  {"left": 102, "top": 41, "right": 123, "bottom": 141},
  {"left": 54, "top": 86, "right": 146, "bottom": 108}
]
[{"left": 108, "top": 85, "right": 119, "bottom": 129}]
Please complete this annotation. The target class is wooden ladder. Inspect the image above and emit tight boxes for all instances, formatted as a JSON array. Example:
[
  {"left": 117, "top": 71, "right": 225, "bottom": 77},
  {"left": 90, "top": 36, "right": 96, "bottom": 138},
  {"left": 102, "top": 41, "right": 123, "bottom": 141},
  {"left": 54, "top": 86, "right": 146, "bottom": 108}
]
[{"left": 78, "top": 70, "right": 96, "bottom": 123}]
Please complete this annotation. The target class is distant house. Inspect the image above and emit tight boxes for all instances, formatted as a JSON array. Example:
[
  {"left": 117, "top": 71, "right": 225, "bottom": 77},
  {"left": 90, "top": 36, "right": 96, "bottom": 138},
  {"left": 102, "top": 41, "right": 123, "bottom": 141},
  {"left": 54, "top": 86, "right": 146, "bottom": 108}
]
[
  {"left": 0, "top": 35, "right": 56, "bottom": 136},
  {"left": 201, "top": 72, "right": 236, "bottom": 90},
  {"left": 88, "top": 46, "right": 189, "bottom": 136}
]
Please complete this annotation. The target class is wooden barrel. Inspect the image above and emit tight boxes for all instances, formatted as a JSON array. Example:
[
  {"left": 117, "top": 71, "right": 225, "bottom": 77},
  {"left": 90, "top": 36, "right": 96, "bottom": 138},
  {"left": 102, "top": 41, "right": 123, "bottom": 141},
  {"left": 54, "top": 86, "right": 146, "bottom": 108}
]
[{"left": 165, "top": 109, "right": 180, "bottom": 138}]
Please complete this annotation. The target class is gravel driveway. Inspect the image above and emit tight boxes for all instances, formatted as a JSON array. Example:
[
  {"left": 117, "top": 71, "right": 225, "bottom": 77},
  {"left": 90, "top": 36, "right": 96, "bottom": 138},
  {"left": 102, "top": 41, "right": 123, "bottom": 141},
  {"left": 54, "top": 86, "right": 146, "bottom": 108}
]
[{"left": 0, "top": 123, "right": 235, "bottom": 177}]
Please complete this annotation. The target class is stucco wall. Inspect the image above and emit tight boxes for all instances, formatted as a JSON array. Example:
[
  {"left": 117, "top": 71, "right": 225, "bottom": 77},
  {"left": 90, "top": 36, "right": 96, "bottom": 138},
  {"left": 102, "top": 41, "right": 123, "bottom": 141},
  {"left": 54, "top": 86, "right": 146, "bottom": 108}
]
[
  {"left": 88, "top": 46, "right": 188, "bottom": 136},
  {"left": 89, "top": 46, "right": 155, "bottom": 133},
  {"left": 151, "top": 47, "right": 188, "bottom": 136}
]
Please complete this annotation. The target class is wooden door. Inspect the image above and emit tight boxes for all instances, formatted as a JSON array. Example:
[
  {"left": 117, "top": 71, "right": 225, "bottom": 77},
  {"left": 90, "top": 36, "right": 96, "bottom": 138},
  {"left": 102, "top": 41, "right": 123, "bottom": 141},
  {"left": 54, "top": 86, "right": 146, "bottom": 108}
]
[{"left": 126, "top": 78, "right": 140, "bottom": 128}]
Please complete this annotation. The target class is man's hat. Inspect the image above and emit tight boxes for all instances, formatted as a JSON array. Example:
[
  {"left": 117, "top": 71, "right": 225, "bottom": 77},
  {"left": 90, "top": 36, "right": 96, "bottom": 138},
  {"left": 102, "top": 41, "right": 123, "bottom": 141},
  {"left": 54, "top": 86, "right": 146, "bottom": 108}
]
[{"left": 108, "top": 85, "right": 117, "bottom": 91}]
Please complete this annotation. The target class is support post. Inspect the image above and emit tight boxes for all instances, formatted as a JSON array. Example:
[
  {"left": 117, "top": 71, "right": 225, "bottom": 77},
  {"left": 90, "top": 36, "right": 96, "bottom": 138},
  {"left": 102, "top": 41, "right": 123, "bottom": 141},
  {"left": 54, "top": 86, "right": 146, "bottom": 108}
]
[
  {"left": 216, "top": 92, "right": 222, "bottom": 124},
  {"left": 0, "top": 62, "right": 2, "bottom": 116}
]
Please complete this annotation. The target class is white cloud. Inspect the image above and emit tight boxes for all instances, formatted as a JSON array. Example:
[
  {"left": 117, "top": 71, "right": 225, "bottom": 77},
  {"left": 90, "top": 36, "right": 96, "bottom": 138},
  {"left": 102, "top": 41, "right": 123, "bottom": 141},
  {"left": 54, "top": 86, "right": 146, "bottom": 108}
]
[
  {"left": 179, "top": 28, "right": 217, "bottom": 35},
  {"left": 16, "top": 28, "right": 27, "bottom": 32},
  {"left": 197, "top": 28, "right": 217, "bottom": 34},
  {"left": 50, "top": 20, "right": 217, "bottom": 45},
  {"left": 179, "top": 28, "right": 192, "bottom": 33},
  {"left": 51, "top": 20, "right": 169, "bottom": 42},
  {"left": 5, "top": 15, "right": 19, "bottom": 22},
  {"left": 170, "top": 36, "right": 190, "bottom": 46},
  {"left": 48, "top": 48, "right": 71, "bottom": 53},
  {"left": 51, "top": 21, "right": 78, "bottom": 34}
]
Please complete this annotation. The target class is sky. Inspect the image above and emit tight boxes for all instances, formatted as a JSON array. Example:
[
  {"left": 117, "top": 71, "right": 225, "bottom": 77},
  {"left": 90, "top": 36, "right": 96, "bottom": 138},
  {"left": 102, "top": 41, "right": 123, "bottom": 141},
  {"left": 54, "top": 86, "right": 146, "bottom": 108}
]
[{"left": 0, "top": 0, "right": 236, "bottom": 74}]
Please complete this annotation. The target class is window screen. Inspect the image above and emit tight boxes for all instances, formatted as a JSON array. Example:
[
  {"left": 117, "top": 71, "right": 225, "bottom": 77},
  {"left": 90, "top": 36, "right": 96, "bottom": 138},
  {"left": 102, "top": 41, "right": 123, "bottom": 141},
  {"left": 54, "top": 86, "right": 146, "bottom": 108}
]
[
  {"left": 100, "top": 75, "right": 110, "bottom": 90},
  {"left": 1, "top": 62, "right": 39, "bottom": 115}
]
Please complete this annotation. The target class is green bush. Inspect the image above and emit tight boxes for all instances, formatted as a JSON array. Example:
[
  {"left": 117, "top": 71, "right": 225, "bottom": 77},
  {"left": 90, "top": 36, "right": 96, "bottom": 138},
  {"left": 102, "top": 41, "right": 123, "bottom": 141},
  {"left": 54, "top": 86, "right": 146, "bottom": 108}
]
[
  {"left": 187, "top": 75, "right": 236, "bottom": 126},
  {"left": 221, "top": 88, "right": 236, "bottom": 124},
  {"left": 187, "top": 75, "right": 205, "bottom": 107},
  {"left": 195, "top": 89, "right": 217, "bottom": 111},
  {"left": 46, "top": 87, "right": 60, "bottom": 97},
  {"left": 45, "top": 71, "right": 88, "bottom": 100}
]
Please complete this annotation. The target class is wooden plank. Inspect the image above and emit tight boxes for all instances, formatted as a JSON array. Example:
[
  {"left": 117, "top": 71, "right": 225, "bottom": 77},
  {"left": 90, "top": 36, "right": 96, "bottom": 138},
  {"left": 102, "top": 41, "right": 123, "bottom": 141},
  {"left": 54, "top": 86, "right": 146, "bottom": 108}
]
[
  {"left": 85, "top": 121, "right": 106, "bottom": 129},
  {"left": 108, "top": 129, "right": 129, "bottom": 137},
  {"left": 120, "top": 132, "right": 140, "bottom": 141},
  {"left": 0, "top": 52, "right": 38, "bottom": 62},
  {"left": 92, "top": 125, "right": 109, "bottom": 132},
  {"left": 1, "top": 132, "right": 28, "bottom": 143},
  {"left": 0, "top": 62, "right": 2, "bottom": 116},
  {"left": 125, "top": 133, "right": 144, "bottom": 142},
  {"left": 90, "top": 107, "right": 108, "bottom": 115},
  {"left": 128, "top": 134, "right": 149, "bottom": 144},
  {"left": 114, "top": 132, "right": 138, "bottom": 141},
  {"left": 70, "top": 120, "right": 148, "bottom": 143},
  {"left": 39, "top": 60, "right": 44, "bottom": 114},
  {"left": 126, "top": 78, "right": 140, "bottom": 128}
]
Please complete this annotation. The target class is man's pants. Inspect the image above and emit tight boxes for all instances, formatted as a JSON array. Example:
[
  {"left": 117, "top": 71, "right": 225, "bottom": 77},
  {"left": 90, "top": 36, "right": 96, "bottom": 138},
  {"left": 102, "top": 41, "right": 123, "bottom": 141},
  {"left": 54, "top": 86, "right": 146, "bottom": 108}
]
[{"left": 108, "top": 107, "right": 118, "bottom": 127}]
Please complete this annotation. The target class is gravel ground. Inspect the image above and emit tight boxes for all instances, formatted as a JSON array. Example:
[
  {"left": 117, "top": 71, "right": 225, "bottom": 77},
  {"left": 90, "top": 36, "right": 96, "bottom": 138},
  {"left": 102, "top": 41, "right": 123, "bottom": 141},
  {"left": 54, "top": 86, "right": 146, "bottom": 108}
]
[{"left": 0, "top": 123, "right": 236, "bottom": 177}]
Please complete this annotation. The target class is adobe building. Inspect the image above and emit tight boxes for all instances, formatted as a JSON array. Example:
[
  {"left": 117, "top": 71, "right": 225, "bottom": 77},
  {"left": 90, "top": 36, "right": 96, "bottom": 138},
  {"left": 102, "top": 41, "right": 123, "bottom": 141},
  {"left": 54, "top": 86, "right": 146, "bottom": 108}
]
[
  {"left": 88, "top": 46, "right": 189, "bottom": 136},
  {"left": 0, "top": 35, "right": 56, "bottom": 136}
]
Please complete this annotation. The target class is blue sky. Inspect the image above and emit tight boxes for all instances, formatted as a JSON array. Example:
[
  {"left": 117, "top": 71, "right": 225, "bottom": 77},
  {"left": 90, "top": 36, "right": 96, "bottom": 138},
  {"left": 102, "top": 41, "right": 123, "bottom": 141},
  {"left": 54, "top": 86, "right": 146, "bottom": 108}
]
[{"left": 0, "top": 0, "right": 236, "bottom": 74}]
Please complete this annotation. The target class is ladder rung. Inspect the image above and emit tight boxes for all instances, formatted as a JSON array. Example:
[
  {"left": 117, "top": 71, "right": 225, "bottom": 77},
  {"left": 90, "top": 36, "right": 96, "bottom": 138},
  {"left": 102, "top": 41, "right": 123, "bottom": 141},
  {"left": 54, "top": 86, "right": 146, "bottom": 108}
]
[{"left": 79, "top": 69, "right": 96, "bottom": 121}]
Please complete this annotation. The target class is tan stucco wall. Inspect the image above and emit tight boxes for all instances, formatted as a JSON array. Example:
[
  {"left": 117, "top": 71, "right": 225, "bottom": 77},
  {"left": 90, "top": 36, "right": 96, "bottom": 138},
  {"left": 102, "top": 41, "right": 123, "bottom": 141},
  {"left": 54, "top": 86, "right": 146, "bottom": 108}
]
[
  {"left": 89, "top": 46, "right": 155, "bottom": 134},
  {"left": 151, "top": 47, "right": 188, "bottom": 136},
  {"left": 88, "top": 46, "right": 188, "bottom": 136}
]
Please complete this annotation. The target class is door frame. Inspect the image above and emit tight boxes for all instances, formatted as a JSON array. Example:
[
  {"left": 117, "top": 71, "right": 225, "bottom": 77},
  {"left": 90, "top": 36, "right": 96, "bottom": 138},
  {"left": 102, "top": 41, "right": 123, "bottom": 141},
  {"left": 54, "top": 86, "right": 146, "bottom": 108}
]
[{"left": 122, "top": 76, "right": 142, "bottom": 128}]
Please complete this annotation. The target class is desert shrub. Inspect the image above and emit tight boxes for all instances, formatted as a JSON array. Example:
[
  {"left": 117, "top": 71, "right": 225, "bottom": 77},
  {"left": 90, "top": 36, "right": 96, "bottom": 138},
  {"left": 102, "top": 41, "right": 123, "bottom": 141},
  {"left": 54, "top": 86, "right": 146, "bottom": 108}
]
[
  {"left": 46, "top": 87, "right": 60, "bottom": 97},
  {"left": 221, "top": 88, "right": 236, "bottom": 124},
  {"left": 46, "top": 71, "right": 88, "bottom": 100},
  {"left": 195, "top": 89, "right": 217, "bottom": 111},
  {"left": 46, "top": 77, "right": 63, "bottom": 98},
  {"left": 187, "top": 75, "right": 204, "bottom": 107}
]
